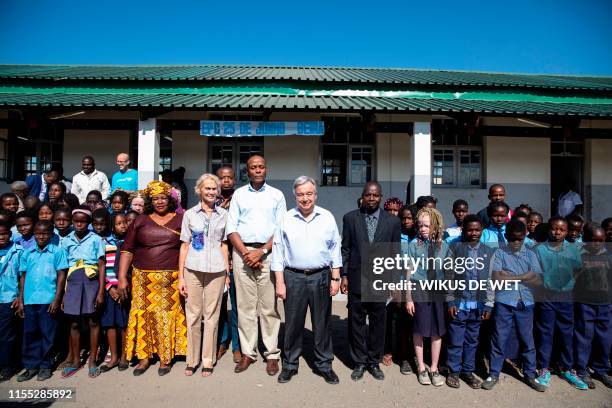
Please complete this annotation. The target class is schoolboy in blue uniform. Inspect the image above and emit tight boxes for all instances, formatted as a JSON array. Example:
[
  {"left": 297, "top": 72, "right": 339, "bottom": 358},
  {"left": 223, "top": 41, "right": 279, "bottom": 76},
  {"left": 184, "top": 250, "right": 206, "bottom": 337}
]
[
  {"left": 480, "top": 201, "right": 510, "bottom": 247},
  {"left": 446, "top": 214, "right": 496, "bottom": 389},
  {"left": 0, "top": 222, "right": 22, "bottom": 381},
  {"left": 17, "top": 220, "right": 68, "bottom": 382},
  {"left": 14, "top": 211, "right": 36, "bottom": 249},
  {"left": 565, "top": 213, "right": 584, "bottom": 244},
  {"left": 573, "top": 225, "right": 612, "bottom": 389},
  {"left": 534, "top": 216, "right": 587, "bottom": 389},
  {"left": 482, "top": 219, "right": 545, "bottom": 392}
]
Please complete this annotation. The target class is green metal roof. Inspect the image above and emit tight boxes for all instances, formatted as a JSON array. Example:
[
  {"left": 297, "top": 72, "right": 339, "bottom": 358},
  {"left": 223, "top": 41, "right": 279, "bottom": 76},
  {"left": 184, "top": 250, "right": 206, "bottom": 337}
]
[
  {"left": 1, "top": 64, "right": 611, "bottom": 91},
  {"left": 1, "top": 93, "right": 611, "bottom": 117}
]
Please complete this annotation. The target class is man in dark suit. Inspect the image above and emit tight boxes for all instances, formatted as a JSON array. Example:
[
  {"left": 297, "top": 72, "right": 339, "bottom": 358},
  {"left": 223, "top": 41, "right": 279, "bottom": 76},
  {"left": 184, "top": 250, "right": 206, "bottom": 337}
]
[{"left": 340, "top": 181, "right": 401, "bottom": 381}]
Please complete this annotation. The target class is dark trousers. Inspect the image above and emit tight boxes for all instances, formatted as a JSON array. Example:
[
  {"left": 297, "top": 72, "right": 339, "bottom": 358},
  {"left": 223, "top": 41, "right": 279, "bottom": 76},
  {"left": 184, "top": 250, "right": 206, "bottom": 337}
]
[
  {"left": 489, "top": 303, "right": 536, "bottom": 378},
  {"left": 282, "top": 269, "right": 333, "bottom": 371},
  {"left": 536, "top": 301, "right": 574, "bottom": 370},
  {"left": 348, "top": 293, "right": 386, "bottom": 366},
  {"left": 22, "top": 304, "right": 57, "bottom": 370},
  {"left": 447, "top": 308, "right": 482, "bottom": 373},
  {"left": 574, "top": 303, "right": 611, "bottom": 376},
  {"left": 218, "top": 272, "right": 240, "bottom": 352},
  {"left": 0, "top": 302, "right": 19, "bottom": 369}
]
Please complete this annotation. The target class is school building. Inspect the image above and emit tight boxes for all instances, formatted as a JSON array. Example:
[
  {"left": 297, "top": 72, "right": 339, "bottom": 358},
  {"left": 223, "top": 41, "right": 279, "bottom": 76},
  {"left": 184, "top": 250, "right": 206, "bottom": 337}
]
[{"left": 0, "top": 65, "right": 611, "bottom": 224}]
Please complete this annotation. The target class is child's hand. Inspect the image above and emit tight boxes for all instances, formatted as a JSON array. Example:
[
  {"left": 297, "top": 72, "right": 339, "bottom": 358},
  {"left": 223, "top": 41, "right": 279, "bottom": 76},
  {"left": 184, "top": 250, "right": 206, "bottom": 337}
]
[
  {"left": 109, "top": 287, "right": 119, "bottom": 302},
  {"left": 16, "top": 300, "right": 24, "bottom": 318},
  {"left": 405, "top": 301, "right": 415, "bottom": 316},
  {"left": 10, "top": 298, "right": 19, "bottom": 310},
  {"left": 95, "top": 292, "right": 105, "bottom": 309},
  {"left": 481, "top": 310, "right": 491, "bottom": 320},
  {"left": 447, "top": 305, "right": 458, "bottom": 319},
  {"left": 47, "top": 300, "right": 60, "bottom": 317}
]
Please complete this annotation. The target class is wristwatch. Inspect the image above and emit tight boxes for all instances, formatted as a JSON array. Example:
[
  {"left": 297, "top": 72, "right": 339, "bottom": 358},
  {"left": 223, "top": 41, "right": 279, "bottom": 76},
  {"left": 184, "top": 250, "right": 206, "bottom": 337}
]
[
  {"left": 261, "top": 248, "right": 269, "bottom": 255},
  {"left": 331, "top": 277, "right": 341, "bottom": 282}
]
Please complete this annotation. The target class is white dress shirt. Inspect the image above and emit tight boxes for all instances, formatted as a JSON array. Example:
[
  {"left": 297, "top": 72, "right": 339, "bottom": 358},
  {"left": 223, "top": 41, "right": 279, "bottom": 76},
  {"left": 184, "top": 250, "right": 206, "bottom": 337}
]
[{"left": 71, "top": 169, "right": 110, "bottom": 203}]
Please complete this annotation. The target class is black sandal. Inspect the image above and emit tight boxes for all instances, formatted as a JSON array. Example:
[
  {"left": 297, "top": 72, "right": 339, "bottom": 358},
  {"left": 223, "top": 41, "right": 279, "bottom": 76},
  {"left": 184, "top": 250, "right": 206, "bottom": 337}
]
[
  {"left": 184, "top": 366, "right": 197, "bottom": 376},
  {"left": 201, "top": 367, "right": 213, "bottom": 377}
]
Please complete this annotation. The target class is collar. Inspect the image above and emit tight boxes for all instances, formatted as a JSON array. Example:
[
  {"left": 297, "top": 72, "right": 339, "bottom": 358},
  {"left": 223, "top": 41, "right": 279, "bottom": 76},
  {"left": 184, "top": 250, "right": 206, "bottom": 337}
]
[
  {"left": 196, "top": 203, "right": 220, "bottom": 214},
  {"left": 33, "top": 243, "right": 53, "bottom": 253},
  {"left": 361, "top": 207, "right": 380, "bottom": 219},
  {"left": 68, "top": 230, "right": 94, "bottom": 243},
  {"left": 487, "top": 224, "right": 506, "bottom": 232},
  {"left": 292, "top": 206, "right": 321, "bottom": 221},
  {"left": 247, "top": 182, "right": 267, "bottom": 192},
  {"left": 467, "top": 242, "right": 481, "bottom": 251},
  {"left": 80, "top": 169, "right": 98, "bottom": 177}
]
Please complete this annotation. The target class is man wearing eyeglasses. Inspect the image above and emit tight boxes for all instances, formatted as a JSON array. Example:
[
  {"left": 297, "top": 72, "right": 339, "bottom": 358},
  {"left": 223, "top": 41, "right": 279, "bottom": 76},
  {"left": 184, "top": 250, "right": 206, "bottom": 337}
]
[
  {"left": 272, "top": 175, "right": 342, "bottom": 385},
  {"left": 111, "top": 153, "right": 138, "bottom": 193}
]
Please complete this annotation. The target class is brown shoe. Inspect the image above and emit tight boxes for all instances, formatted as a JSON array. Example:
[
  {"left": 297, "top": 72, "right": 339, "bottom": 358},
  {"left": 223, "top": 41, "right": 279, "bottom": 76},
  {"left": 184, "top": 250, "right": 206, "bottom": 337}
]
[
  {"left": 234, "top": 356, "right": 254, "bottom": 373},
  {"left": 266, "top": 359, "right": 279, "bottom": 376},
  {"left": 217, "top": 345, "right": 228, "bottom": 361},
  {"left": 233, "top": 351, "right": 242, "bottom": 364}
]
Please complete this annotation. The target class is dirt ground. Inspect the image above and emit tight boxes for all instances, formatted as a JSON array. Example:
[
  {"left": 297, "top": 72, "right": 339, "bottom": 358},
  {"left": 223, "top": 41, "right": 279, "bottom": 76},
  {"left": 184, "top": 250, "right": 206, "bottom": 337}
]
[{"left": 0, "top": 300, "right": 610, "bottom": 408}]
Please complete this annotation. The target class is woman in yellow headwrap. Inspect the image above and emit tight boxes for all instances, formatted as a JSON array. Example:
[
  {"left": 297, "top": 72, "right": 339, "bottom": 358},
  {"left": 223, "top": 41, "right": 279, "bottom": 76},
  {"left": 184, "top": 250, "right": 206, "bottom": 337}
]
[{"left": 117, "top": 180, "right": 187, "bottom": 376}]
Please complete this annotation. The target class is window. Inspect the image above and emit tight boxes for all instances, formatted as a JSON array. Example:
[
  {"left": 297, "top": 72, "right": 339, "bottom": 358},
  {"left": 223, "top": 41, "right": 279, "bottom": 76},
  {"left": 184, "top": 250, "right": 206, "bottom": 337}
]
[
  {"left": 159, "top": 130, "right": 173, "bottom": 172},
  {"left": 208, "top": 141, "right": 263, "bottom": 184},
  {"left": 432, "top": 119, "right": 482, "bottom": 188},
  {"left": 321, "top": 116, "right": 374, "bottom": 186}
]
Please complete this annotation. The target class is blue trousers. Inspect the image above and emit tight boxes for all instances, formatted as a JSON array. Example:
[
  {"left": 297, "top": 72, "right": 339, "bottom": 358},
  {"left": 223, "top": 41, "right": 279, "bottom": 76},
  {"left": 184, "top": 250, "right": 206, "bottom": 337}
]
[
  {"left": 489, "top": 303, "right": 536, "bottom": 378},
  {"left": 218, "top": 273, "right": 240, "bottom": 352},
  {"left": 0, "top": 302, "right": 19, "bottom": 368},
  {"left": 536, "top": 301, "right": 574, "bottom": 370},
  {"left": 574, "top": 303, "right": 611, "bottom": 376},
  {"left": 447, "top": 308, "right": 482, "bottom": 373},
  {"left": 22, "top": 304, "right": 57, "bottom": 369}
]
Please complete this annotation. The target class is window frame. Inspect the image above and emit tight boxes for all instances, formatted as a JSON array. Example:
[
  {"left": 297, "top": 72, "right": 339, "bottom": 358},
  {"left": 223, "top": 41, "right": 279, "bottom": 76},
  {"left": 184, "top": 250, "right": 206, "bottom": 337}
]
[{"left": 432, "top": 145, "right": 483, "bottom": 188}]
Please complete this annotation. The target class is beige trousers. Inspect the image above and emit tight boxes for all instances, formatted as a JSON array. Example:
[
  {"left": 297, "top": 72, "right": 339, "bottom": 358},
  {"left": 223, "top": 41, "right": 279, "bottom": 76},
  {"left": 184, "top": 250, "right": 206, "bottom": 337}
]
[
  {"left": 233, "top": 248, "right": 281, "bottom": 360},
  {"left": 184, "top": 269, "right": 226, "bottom": 367}
]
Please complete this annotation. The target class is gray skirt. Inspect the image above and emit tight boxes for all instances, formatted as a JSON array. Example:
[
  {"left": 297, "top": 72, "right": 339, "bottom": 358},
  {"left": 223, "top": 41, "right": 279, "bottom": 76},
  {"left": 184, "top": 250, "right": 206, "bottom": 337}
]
[{"left": 63, "top": 267, "right": 100, "bottom": 316}]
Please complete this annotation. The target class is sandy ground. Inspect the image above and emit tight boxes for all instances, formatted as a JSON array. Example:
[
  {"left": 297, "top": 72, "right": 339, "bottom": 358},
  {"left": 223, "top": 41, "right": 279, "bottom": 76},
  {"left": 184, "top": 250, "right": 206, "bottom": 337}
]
[{"left": 0, "top": 300, "right": 610, "bottom": 408}]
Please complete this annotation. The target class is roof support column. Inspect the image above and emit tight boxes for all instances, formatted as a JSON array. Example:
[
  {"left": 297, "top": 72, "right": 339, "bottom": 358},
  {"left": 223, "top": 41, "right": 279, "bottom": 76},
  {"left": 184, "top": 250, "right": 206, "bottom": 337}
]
[
  {"left": 137, "top": 118, "right": 159, "bottom": 190},
  {"left": 410, "top": 121, "right": 432, "bottom": 202}
]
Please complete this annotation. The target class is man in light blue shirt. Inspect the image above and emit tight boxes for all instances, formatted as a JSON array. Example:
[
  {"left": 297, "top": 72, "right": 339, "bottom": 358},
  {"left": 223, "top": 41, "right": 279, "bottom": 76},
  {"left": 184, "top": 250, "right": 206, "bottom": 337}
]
[
  {"left": 272, "top": 176, "right": 342, "bottom": 385},
  {"left": 227, "top": 155, "right": 286, "bottom": 376},
  {"left": 111, "top": 153, "right": 138, "bottom": 193}
]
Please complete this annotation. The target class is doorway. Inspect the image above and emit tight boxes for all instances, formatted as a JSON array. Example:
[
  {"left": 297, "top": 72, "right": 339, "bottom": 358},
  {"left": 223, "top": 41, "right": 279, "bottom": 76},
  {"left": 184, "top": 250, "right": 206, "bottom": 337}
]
[{"left": 550, "top": 138, "right": 584, "bottom": 216}]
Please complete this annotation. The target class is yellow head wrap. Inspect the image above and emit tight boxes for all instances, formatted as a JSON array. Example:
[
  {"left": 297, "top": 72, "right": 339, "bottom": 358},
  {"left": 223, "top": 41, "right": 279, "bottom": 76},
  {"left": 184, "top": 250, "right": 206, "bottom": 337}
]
[{"left": 143, "top": 180, "right": 172, "bottom": 198}]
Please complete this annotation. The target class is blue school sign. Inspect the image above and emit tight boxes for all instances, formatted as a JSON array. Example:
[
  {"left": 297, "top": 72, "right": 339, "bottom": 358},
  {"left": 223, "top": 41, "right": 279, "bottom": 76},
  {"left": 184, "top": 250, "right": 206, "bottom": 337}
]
[{"left": 200, "top": 120, "right": 324, "bottom": 137}]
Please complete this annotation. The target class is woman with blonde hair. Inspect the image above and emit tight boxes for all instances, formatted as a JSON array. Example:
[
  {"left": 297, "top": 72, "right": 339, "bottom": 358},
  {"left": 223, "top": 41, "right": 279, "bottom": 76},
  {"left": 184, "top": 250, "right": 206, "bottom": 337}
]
[{"left": 178, "top": 173, "right": 230, "bottom": 377}]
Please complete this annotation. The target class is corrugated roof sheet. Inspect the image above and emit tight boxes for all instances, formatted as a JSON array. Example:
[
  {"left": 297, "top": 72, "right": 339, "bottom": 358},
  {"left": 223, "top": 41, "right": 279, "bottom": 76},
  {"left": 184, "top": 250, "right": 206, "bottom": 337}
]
[
  {"left": 1, "top": 65, "right": 611, "bottom": 91},
  {"left": 1, "top": 93, "right": 611, "bottom": 117}
]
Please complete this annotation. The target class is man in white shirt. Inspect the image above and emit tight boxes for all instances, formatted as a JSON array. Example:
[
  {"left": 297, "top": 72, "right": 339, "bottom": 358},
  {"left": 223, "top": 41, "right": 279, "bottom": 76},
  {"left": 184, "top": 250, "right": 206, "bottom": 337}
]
[
  {"left": 557, "top": 180, "right": 583, "bottom": 217},
  {"left": 71, "top": 156, "right": 110, "bottom": 203}
]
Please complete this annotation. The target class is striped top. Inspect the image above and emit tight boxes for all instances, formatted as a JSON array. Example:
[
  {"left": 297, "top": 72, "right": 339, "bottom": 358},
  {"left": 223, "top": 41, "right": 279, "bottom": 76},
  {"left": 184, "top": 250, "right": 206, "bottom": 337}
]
[{"left": 103, "top": 235, "right": 123, "bottom": 290}]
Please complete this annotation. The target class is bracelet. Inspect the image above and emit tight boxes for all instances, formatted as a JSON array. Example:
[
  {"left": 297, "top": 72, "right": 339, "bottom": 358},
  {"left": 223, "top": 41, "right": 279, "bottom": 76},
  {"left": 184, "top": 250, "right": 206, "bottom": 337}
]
[{"left": 331, "top": 277, "right": 340, "bottom": 282}]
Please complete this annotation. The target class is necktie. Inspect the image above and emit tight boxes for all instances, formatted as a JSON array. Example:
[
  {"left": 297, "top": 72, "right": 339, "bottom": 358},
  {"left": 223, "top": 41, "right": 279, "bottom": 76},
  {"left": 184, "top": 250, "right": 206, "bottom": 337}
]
[
  {"left": 497, "top": 228, "right": 505, "bottom": 246},
  {"left": 366, "top": 215, "right": 376, "bottom": 243},
  {"left": 427, "top": 242, "right": 436, "bottom": 281}
]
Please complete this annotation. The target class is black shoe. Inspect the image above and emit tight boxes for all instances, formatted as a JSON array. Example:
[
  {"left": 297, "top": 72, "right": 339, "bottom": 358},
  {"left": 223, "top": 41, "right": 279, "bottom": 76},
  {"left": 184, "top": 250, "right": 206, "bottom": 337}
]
[
  {"left": 594, "top": 372, "right": 612, "bottom": 389},
  {"left": 481, "top": 375, "right": 498, "bottom": 390},
  {"left": 277, "top": 368, "right": 298, "bottom": 383},
  {"left": 400, "top": 360, "right": 412, "bottom": 375},
  {"left": 446, "top": 372, "right": 460, "bottom": 388},
  {"left": 17, "top": 369, "right": 38, "bottom": 382},
  {"left": 367, "top": 364, "right": 385, "bottom": 380},
  {"left": 525, "top": 376, "right": 546, "bottom": 392},
  {"left": 316, "top": 369, "right": 339, "bottom": 385},
  {"left": 351, "top": 365, "right": 366, "bottom": 381},
  {"left": 580, "top": 374, "right": 595, "bottom": 389},
  {"left": 0, "top": 368, "right": 14, "bottom": 382},
  {"left": 158, "top": 366, "right": 171, "bottom": 376},
  {"left": 133, "top": 365, "right": 150, "bottom": 376},
  {"left": 37, "top": 369, "right": 52, "bottom": 381},
  {"left": 460, "top": 372, "right": 482, "bottom": 389}
]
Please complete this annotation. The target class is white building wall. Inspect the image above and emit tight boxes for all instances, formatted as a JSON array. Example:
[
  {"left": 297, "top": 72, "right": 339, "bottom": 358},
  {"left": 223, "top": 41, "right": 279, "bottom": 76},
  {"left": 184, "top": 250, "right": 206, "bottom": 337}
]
[
  {"left": 63, "top": 129, "right": 130, "bottom": 181},
  {"left": 585, "top": 138, "right": 612, "bottom": 222}
]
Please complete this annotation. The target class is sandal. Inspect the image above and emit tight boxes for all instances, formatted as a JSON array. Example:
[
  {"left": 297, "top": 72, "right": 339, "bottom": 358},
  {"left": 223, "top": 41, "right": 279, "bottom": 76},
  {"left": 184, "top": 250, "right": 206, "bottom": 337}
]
[
  {"left": 118, "top": 361, "right": 129, "bottom": 371},
  {"left": 100, "top": 363, "right": 118, "bottom": 373},
  {"left": 61, "top": 365, "right": 81, "bottom": 379},
  {"left": 201, "top": 367, "right": 213, "bottom": 377},
  {"left": 446, "top": 372, "right": 460, "bottom": 388},
  {"left": 184, "top": 366, "right": 197, "bottom": 376},
  {"left": 88, "top": 366, "right": 101, "bottom": 378},
  {"left": 382, "top": 354, "right": 393, "bottom": 366}
]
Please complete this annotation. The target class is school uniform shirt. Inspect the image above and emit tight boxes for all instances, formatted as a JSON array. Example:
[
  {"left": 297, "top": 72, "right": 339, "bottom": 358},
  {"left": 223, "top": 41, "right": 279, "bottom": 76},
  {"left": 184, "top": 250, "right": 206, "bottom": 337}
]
[
  {"left": 480, "top": 224, "right": 506, "bottom": 247},
  {"left": 492, "top": 244, "right": 542, "bottom": 307},
  {"left": 0, "top": 242, "right": 22, "bottom": 303},
  {"left": 557, "top": 190, "right": 582, "bottom": 217},
  {"left": 60, "top": 231, "right": 105, "bottom": 266},
  {"left": 575, "top": 247, "right": 612, "bottom": 305},
  {"left": 111, "top": 168, "right": 138, "bottom": 193},
  {"left": 71, "top": 169, "right": 111, "bottom": 203},
  {"left": 50, "top": 227, "right": 73, "bottom": 247},
  {"left": 443, "top": 223, "right": 462, "bottom": 242},
  {"left": 406, "top": 239, "right": 451, "bottom": 281},
  {"left": 15, "top": 234, "right": 36, "bottom": 250},
  {"left": 535, "top": 242, "right": 582, "bottom": 292},
  {"left": 18, "top": 243, "right": 68, "bottom": 305}
]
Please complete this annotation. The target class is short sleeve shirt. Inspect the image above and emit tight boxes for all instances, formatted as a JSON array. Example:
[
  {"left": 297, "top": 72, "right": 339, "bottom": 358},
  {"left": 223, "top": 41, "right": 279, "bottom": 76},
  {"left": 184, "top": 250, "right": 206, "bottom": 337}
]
[
  {"left": 19, "top": 243, "right": 69, "bottom": 305},
  {"left": 61, "top": 231, "right": 105, "bottom": 266},
  {"left": 0, "top": 243, "right": 22, "bottom": 303},
  {"left": 180, "top": 204, "right": 228, "bottom": 273}
]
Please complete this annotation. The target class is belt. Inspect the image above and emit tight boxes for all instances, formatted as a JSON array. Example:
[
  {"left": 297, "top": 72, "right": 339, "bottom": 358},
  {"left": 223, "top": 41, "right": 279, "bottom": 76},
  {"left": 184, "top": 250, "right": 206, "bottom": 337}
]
[
  {"left": 243, "top": 242, "right": 265, "bottom": 248},
  {"left": 286, "top": 266, "right": 329, "bottom": 275}
]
